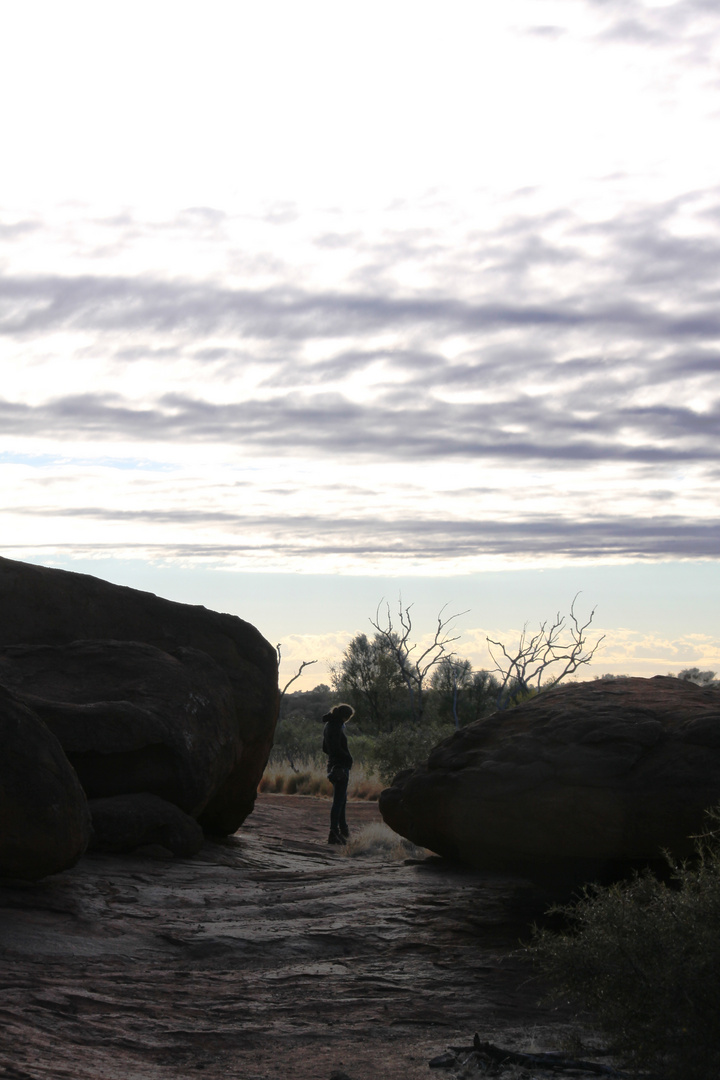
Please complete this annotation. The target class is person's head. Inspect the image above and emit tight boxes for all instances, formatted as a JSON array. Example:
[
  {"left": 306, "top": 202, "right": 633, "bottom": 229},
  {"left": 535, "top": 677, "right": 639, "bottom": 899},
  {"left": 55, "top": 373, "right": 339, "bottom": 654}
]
[{"left": 322, "top": 703, "right": 354, "bottom": 725}]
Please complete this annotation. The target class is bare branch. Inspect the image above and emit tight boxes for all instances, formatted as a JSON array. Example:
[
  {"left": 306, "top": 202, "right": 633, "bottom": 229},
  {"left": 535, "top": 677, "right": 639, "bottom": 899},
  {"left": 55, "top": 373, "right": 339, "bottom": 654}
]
[
  {"left": 369, "top": 596, "right": 469, "bottom": 722},
  {"left": 487, "top": 594, "right": 604, "bottom": 708},
  {"left": 276, "top": 644, "right": 318, "bottom": 701}
]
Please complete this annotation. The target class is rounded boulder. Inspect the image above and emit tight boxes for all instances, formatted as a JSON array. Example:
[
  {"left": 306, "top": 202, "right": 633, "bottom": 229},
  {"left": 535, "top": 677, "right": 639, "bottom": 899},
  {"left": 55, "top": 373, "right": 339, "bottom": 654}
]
[
  {"left": 0, "top": 686, "right": 91, "bottom": 880},
  {"left": 379, "top": 676, "right": 720, "bottom": 883}
]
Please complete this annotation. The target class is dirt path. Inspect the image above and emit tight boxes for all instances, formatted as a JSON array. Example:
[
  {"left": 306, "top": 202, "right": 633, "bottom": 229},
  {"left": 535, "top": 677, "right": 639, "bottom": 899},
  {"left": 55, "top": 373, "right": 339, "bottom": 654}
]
[{"left": 0, "top": 795, "right": 579, "bottom": 1080}]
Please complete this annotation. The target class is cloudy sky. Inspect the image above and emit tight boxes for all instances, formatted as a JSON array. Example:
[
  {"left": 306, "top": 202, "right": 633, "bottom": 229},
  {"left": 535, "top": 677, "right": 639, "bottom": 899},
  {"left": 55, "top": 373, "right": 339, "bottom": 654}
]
[{"left": 2, "top": 0, "right": 718, "bottom": 688}]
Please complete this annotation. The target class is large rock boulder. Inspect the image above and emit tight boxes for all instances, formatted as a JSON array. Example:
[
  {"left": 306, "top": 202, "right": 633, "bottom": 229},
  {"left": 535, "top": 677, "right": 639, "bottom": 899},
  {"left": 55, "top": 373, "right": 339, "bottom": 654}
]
[
  {"left": 88, "top": 794, "right": 204, "bottom": 857},
  {"left": 0, "top": 556, "right": 279, "bottom": 834},
  {"left": 0, "top": 640, "right": 238, "bottom": 818},
  {"left": 379, "top": 676, "right": 720, "bottom": 883},
  {"left": 0, "top": 685, "right": 91, "bottom": 880}
]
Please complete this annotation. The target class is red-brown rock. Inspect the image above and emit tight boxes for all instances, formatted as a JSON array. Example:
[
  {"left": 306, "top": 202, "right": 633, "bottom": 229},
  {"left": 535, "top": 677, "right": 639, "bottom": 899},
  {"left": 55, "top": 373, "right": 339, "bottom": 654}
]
[
  {"left": 0, "top": 685, "right": 91, "bottom": 880},
  {"left": 379, "top": 676, "right": 720, "bottom": 882},
  {"left": 88, "top": 793, "right": 204, "bottom": 856},
  {"left": 0, "top": 640, "right": 238, "bottom": 819},
  {"left": 0, "top": 556, "right": 279, "bottom": 834}
]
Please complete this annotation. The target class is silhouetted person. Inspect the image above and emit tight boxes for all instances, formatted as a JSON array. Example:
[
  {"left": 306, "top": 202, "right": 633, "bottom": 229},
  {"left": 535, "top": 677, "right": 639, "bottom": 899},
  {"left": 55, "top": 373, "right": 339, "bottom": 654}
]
[{"left": 322, "top": 703, "right": 354, "bottom": 844}]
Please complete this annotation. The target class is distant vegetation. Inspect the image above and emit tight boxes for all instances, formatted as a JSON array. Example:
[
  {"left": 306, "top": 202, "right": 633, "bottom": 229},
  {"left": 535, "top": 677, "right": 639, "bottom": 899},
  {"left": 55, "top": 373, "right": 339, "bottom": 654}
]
[
  {"left": 258, "top": 752, "right": 383, "bottom": 800},
  {"left": 672, "top": 666, "right": 718, "bottom": 686},
  {"left": 265, "top": 658, "right": 501, "bottom": 790},
  {"left": 267, "top": 596, "right": 609, "bottom": 787}
]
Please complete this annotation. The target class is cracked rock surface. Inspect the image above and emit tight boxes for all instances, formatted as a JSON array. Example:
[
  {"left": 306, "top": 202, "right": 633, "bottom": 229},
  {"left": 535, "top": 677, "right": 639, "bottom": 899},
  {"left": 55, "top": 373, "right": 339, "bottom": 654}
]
[{"left": 0, "top": 795, "right": 576, "bottom": 1080}]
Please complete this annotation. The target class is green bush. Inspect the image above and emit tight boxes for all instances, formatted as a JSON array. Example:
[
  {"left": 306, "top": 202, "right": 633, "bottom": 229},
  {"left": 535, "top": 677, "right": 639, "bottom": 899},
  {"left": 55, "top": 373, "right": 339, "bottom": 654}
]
[
  {"left": 530, "top": 808, "right": 720, "bottom": 1079},
  {"left": 345, "top": 731, "right": 377, "bottom": 765},
  {"left": 369, "top": 720, "right": 454, "bottom": 784},
  {"left": 268, "top": 714, "right": 321, "bottom": 767}
]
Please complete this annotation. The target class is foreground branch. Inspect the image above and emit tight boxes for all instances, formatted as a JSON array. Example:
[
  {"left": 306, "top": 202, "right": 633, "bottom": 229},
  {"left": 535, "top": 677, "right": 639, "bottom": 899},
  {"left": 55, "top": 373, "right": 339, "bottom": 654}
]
[{"left": 429, "top": 1034, "right": 629, "bottom": 1077}]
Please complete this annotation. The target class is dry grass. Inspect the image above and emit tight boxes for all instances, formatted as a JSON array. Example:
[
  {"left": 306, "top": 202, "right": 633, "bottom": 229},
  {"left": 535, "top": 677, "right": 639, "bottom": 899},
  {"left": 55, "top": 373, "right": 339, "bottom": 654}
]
[
  {"left": 342, "top": 822, "right": 429, "bottom": 861},
  {"left": 258, "top": 758, "right": 384, "bottom": 801}
]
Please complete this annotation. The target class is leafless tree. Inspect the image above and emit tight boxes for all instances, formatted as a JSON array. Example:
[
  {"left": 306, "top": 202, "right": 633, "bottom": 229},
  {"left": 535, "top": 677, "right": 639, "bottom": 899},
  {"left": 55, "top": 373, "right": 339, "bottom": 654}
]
[
  {"left": 369, "top": 598, "right": 469, "bottom": 723},
  {"left": 486, "top": 594, "right": 604, "bottom": 709},
  {"left": 431, "top": 656, "right": 473, "bottom": 729},
  {"left": 273, "top": 646, "right": 321, "bottom": 773}
]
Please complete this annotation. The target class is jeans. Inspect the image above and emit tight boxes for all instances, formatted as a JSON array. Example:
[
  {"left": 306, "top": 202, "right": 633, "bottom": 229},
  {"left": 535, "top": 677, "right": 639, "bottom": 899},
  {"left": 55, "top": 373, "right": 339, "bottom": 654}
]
[{"left": 329, "top": 767, "right": 349, "bottom": 835}]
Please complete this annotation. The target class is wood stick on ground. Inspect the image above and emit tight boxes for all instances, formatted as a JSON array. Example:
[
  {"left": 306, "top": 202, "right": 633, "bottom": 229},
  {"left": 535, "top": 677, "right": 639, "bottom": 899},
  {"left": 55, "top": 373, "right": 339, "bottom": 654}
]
[{"left": 471, "top": 1035, "right": 631, "bottom": 1077}]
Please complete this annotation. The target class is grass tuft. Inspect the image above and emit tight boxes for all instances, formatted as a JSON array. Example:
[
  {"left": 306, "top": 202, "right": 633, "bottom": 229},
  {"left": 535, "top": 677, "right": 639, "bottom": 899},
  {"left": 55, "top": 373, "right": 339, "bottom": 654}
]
[
  {"left": 258, "top": 757, "right": 384, "bottom": 801},
  {"left": 343, "top": 822, "right": 429, "bottom": 860}
]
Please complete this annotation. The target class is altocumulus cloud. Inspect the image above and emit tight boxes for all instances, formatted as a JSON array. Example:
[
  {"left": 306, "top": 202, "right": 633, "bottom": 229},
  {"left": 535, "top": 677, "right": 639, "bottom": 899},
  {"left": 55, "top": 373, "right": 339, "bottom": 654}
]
[
  {"left": 7, "top": 269, "right": 713, "bottom": 340},
  {"left": 8, "top": 502, "right": 720, "bottom": 562},
  {"left": 0, "top": 391, "right": 716, "bottom": 466},
  {"left": 1, "top": 182, "right": 719, "bottom": 571}
]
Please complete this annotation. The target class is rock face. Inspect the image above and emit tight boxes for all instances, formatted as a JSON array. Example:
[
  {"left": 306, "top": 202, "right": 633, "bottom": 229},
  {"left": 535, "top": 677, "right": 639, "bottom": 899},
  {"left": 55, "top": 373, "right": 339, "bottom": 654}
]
[
  {"left": 0, "top": 556, "right": 279, "bottom": 836},
  {"left": 0, "top": 685, "right": 91, "bottom": 879},
  {"left": 88, "top": 794, "right": 204, "bottom": 856},
  {"left": 0, "top": 640, "right": 238, "bottom": 818},
  {"left": 379, "top": 676, "right": 720, "bottom": 881}
]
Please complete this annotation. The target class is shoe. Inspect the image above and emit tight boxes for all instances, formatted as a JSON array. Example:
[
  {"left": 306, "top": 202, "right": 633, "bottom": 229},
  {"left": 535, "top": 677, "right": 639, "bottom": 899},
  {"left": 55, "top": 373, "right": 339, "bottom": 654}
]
[{"left": 327, "top": 829, "right": 347, "bottom": 845}]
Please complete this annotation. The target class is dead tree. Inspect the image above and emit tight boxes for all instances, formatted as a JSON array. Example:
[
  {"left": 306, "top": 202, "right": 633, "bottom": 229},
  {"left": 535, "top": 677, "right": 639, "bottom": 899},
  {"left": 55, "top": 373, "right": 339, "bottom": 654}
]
[
  {"left": 276, "top": 645, "right": 318, "bottom": 703},
  {"left": 486, "top": 594, "right": 604, "bottom": 709},
  {"left": 370, "top": 598, "right": 468, "bottom": 723},
  {"left": 274, "top": 646, "right": 319, "bottom": 773}
]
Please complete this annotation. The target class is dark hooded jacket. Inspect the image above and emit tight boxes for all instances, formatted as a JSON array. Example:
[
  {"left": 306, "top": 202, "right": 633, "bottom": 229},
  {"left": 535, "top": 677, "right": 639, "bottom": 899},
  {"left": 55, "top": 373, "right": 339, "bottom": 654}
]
[{"left": 322, "top": 719, "right": 353, "bottom": 773}]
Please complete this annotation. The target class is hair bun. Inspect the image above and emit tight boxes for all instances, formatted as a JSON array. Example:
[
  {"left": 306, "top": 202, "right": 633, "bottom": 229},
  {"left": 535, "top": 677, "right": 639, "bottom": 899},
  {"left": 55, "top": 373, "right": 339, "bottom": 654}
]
[{"left": 321, "top": 704, "right": 355, "bottom": 723}]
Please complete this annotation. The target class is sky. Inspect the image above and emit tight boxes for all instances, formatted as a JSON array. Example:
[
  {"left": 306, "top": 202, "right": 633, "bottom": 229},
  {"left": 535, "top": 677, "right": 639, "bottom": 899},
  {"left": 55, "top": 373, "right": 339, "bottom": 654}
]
[{"left": 1, "top": 0, "right": 718, "bottom": 690}]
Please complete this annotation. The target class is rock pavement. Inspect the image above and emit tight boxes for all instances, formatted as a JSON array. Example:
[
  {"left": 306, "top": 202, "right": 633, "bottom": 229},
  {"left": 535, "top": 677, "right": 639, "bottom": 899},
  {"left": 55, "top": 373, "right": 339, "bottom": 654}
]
[{"left": 0, "top": 795, "right": 578, "bottom": 1080}]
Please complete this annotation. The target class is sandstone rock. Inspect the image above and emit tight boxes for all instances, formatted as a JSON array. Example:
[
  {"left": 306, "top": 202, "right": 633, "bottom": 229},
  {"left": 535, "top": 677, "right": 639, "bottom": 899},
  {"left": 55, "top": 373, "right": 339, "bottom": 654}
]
[
  {"left": 379, "top": 676, "right": 720, "bottom": 881},
  {"left": 0, "top": 685, "right": 91, "bottom": 880},
  {"left": 0, "top": 556, "right": 279, "bottom": 833},
  {"left": 0, "top": 640, "right": 237, "bottom": 819},
  {"left": 88, "top": 793, "right": 204, "bottom": 856},
  {"left": 0, "top": 795, "right": 556, "bottom": 1080}
]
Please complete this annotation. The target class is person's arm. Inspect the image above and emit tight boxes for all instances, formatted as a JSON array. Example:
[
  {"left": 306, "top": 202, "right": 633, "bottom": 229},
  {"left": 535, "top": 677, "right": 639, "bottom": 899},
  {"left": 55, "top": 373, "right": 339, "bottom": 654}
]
[{"left": 336, "top": 726, "right": 353, "bottom": 767}]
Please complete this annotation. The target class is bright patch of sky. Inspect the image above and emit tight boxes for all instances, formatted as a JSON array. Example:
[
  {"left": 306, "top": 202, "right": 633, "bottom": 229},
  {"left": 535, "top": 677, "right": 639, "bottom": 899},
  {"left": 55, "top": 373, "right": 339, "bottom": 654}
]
[
  {"left": 0, "top": 452, "right": 177, "bottom": 471},
  {"left": 1, "top": 0, "right": 718, "bottom": 687}
]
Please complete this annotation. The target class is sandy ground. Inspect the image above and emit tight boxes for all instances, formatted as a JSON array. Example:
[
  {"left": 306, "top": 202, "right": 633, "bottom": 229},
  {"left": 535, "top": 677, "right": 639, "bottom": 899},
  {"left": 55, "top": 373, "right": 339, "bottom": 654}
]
[{"left": 0, "top": 794, "right": 584, "bottom": 1080}]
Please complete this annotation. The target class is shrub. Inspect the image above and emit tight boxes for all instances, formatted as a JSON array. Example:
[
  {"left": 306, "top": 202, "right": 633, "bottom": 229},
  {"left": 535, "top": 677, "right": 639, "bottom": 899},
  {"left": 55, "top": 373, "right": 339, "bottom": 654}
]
[
  {"left": 369, "top": 720, "right": 454, "bottom": 784},
  {"left": 345, "top": 732, "right": 378, "bottom": 766},
  {"left": 530, "top": 808, "right": 720, "bottom": 1080},
  {"left": 268, "top": 714, "right": 321, "bottom": 767},
  {"left": 270, "top": 712, "right": 379, "bottom": 770}
]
